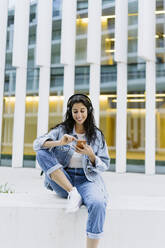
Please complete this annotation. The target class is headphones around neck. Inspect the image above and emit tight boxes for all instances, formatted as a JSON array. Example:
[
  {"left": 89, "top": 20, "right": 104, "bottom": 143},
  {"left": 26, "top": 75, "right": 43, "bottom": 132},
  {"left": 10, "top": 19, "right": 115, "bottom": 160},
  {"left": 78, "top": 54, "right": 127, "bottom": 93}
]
[{"left": 67, "top": 94, "right": 93, "bottom": 113}]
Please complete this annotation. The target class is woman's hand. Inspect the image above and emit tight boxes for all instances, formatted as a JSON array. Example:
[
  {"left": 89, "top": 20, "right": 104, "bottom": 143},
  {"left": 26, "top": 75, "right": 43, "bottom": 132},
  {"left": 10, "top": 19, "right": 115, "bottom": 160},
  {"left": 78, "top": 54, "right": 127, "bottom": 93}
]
[
  {"left": 59, "top": 134, "right": 77, "bottom": 146},
  {"left": 75, "top": 143, "right": 96, "bottom": 164}
]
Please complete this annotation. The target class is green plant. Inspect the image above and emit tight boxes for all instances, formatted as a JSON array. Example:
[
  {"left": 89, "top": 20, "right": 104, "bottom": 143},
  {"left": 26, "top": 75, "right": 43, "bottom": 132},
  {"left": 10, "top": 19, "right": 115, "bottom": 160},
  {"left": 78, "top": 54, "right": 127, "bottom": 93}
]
[{"left": 0, "top": 183, "right": 15, "bottom": 193}]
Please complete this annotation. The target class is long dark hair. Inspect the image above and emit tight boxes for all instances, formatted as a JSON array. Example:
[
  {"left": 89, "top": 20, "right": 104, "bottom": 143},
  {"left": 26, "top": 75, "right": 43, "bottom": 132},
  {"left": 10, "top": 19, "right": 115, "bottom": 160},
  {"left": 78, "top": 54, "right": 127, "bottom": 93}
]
[{"left": 51, "top": 94, "right": 105, "bottom": 146}]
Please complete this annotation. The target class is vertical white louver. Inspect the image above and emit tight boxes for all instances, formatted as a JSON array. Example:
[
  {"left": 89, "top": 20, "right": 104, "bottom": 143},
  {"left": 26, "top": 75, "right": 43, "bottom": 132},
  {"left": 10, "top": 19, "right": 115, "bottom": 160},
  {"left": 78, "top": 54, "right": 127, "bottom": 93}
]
[
  {"left": 36, "top": 0, "right": 53, "bottom": 138},
  {"left": 12, "top": 0, "right": 30, "bottom": 167},
  {"left": 0, "top": 0, "right": 8, "bottom": 154},
  {"left": 114, "top": 0, "right": 128, "bottom": 173},
  {"left": 0, "top": 0, "right": 158, "bottom": 172},
  {"left": 138, "top": 0, "right": 156, "bottom": 174},
  {"left": 61, "top": 0, "right": 77, "bottom": 115},
  {"left": 87, "top": 0, "right": 102, "bottom": 127}
]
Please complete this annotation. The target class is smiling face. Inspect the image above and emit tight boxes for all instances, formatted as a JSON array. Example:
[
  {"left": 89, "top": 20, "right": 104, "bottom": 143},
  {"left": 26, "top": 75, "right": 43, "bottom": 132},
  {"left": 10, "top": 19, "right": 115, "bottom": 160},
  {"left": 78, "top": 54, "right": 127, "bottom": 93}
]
[{"left": 71, "top": 102, "right": 88, "bottom": 126}]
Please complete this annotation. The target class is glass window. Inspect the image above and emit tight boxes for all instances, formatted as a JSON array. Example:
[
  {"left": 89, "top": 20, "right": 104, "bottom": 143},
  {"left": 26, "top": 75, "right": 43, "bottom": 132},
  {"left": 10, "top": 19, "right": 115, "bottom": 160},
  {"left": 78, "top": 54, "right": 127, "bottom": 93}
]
[
  {"left": 1, "top": 7, "right": 15, "bottom": 166},
  {"left": 53, "top": 0, "right": 62, "bottom": 17},
  {"left": 29, "top": 4, "right": 37, "bottom": 23},
  {"left": 75, "top": 1, "right": 88, "bottom": 65},
  {"left": 23, "top": 4, "right": 39, "bottom": 167},
  {"left": 50, "top": 67, "right": 64, "bottom": 90},
  {"left": 4, "top": 76, "right": 10, "bottom": 92},
  {"left": 7, "top": 11, "right": 14, "bottom": 27},
  {"left": 75, "top": 0, "right": 89, "bottom": 95},
  {"left": 100, "top": 0, "right": 116, "bottom": 169},
  {"left": 77, "top": 0, "right": 88, "bottom": 11},
  {"left": 1, "top": 71, "right": 16, "bottom": 167}
]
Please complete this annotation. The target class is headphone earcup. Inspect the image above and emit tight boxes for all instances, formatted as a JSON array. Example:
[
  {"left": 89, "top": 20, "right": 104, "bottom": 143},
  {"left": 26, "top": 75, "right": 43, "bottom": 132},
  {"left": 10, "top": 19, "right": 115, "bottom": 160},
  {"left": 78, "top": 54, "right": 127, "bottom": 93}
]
[
  {"left": 67, "top": 106, "right": 71, "bottom": 113},
  {"left": 67, "top": 94, "right": 93, "bottom": 114},
  {"left": 88, "top": 106, "right": 93, "bottom": 113}
]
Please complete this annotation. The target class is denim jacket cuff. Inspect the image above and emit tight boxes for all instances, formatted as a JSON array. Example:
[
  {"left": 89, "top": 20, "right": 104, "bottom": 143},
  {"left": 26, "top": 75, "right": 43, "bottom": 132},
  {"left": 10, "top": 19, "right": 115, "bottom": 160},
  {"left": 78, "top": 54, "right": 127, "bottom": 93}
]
[
  {"left": 33, "top": 137, "right": 53, "bottom": 151},
  {"left": 87, "top": 155, "right": 109, "bottom": 173},
  {"left": 87, "top": 156, "right": 101, "bottom": 172}
]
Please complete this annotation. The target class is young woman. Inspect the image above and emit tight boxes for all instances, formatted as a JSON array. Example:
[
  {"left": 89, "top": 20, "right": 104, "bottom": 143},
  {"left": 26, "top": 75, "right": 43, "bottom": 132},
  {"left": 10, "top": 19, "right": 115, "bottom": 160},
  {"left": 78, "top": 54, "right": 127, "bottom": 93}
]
[{"left": 33, "top": 94, "right": 110, "bottom": 248}]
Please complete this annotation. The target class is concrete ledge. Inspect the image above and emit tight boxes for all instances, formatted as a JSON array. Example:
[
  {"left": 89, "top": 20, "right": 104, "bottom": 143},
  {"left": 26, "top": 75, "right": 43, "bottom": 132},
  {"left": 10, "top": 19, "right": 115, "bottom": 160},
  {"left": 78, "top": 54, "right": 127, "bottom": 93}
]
[
  {"left": 1, "top": 192, "right": 165, "bottom": 211},
  {"left": 1, "top": 193, "right": 165, "bottom": 248},
  {"left": 1, "top": 168, "right": 165, "bottom": 248}
]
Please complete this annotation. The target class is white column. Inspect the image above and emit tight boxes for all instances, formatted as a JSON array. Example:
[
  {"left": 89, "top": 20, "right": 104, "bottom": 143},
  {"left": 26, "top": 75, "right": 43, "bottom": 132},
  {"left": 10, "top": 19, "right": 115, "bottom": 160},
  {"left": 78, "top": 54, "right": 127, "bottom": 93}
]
[
  {"left": 145, "top": 62, "right": 156, "bottom": 174},
  {"left": 116, "top": 63, "right": 127, "bottom": 172},
  {"left": 12, "top": 0, "right": 30, "bottom": 167},
  {"left": 36, "top": 0, "right": 53, "bottom": 137},
  {"left": 87, "top": 0, "right": 102, "bottom": 127},
  {"left": 138, "top": 0, "right": 155, "bottom": 60},
  {"left": 60, "top": 0, "right": 77, "bottom": 115},
  {"left": 63, "top": 65, "right": 75, "bottom": 113},
  {"left": 138, "top": 0, "right": 156, "bottom": 175},
  {"left": 12, "top": 68, "right": 27, "bottom": 166},
  {"left": 37, "top": 68, "right": 50, "bottom": 136},
  {"left": 89, "top": 64, "right": 100, "bottom": 126},
  {"left": 0, "top": 0, "right": 8, "bottom": 154},
  {"left": 114, "top": 0, "right": 128, "bottom": 173}
]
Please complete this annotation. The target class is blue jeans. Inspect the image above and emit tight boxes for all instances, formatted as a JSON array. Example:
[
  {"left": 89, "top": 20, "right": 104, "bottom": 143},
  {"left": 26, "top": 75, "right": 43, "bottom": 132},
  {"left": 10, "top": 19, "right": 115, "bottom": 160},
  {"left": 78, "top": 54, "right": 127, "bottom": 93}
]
[{"left": 37, "top": 151, "right": 107, "bottom": 239}]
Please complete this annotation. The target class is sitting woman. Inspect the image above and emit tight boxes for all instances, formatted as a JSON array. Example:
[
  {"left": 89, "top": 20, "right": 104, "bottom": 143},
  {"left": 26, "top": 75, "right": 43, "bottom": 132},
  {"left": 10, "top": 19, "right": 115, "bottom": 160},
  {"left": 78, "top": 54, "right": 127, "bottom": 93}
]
[{"left": 33, "top": 93, "right": 110, "bottom": 248}]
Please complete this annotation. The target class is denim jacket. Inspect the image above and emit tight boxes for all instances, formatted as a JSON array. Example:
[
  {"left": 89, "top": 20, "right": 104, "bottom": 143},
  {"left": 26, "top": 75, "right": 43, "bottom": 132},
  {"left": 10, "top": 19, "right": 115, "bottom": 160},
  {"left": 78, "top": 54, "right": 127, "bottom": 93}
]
[{"left": 33, "top": 125, "right": 110, "bottom": 198}]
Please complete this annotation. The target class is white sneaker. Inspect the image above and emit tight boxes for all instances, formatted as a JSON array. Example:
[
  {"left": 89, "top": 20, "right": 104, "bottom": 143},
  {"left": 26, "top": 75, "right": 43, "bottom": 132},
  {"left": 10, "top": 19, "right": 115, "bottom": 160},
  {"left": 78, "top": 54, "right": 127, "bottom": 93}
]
[{"left": 66, "top": 187, "right": 82, "bottom": 213}]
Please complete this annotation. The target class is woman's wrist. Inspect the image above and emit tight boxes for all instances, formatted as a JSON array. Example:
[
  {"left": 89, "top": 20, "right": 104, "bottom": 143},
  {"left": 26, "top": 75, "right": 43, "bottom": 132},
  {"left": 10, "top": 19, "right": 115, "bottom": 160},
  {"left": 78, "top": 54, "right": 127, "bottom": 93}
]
[
  {"left": 88, "top": 153, "right": 96, "bottom": 165},
  {"left": 54, "top": 140, "right": 62, "bottom": 147},
  {"left": 43, "top": 140, "right": 62, "bottom": 148}
]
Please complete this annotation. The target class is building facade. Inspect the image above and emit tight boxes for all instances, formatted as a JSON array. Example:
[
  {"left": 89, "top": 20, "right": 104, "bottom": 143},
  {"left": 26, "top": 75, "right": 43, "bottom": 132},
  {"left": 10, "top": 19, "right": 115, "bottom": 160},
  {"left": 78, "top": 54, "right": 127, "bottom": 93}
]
[{"left": 0, "top": 0, "right": 165, "bottom": 173}]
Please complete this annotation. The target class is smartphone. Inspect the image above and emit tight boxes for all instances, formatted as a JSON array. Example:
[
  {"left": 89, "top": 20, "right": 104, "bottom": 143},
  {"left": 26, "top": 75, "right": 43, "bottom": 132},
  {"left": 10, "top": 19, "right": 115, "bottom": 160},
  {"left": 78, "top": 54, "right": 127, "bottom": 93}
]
[{"left": 76, "top": 140, "right": 86, "bottom": 149}]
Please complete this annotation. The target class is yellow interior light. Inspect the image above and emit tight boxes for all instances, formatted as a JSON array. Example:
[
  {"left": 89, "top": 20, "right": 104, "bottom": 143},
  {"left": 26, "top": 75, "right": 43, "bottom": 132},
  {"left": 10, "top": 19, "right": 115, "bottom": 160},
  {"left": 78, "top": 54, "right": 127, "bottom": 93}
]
[
  {"left": 49, "top": 96, "right": 64, "bottom": 102},
  {"left": 100, "top": 94, "right": 117, "bottom": 99},
  {"left": 81, "top": 18, "right": 88, "bottom": 23},
  {"left": 156, "top": 99, "right": 165, "bottom": 102},
  {"left": 26, "top": 97, "right": 33, "bottom": 102},
  {"left": 105, "top": 49, "right": 115, "bottom": 53},
  {"left": 105, "top": 38, "right": 115, "bottom": 42},
  {"left": 155, "top": 10, "right": 165, "bottom": 15},
  {"left": 112, "top": 98, "right": 164, "bottom": 103},
  {"left": 100, "top": 95, "right": 109, "bottom": 101},
  {"left": 127, "top": 94, "right": 145, "bottom": 98},
  {"left": 7, "top": 97, "right": 15, "bottom": 102},
  {"left": 79, "top": 10, "right": 165, "bottom": 25},
  {"left": 156, "top": 94, "right": 165, "bottom": 97},
  {"left": 3, "top": 94, "right": 165, "bottom": 104},
  {"left": 33, "top": 96, "right": 39, "bottom": 102}
]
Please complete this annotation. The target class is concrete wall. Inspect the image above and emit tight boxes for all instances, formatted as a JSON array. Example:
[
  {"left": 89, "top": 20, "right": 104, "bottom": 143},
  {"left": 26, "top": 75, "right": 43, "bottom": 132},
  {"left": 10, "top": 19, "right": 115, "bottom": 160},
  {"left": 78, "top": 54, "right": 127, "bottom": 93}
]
[{"left": 1, "top": 198, "right": 165, "bottom": 248}]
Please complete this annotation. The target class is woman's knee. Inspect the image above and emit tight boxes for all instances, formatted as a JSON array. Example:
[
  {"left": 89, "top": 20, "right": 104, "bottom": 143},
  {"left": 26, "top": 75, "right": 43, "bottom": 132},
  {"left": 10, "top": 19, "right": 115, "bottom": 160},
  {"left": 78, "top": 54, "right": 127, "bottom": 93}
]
[
  {"left": 36, "top": 150, "right": 47, "bottom": 169},
  {"left": 88, "top": 198, "right": 106, "bottom": 212},
  {"left": 36, "top": 149, "right": 60, "bottom": 175},
  {"left": 36, "top": 149, "right": 50, "bottom": 161},
  {"left": 36, "top": 149, "right": 56, "bottom": 166}
]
